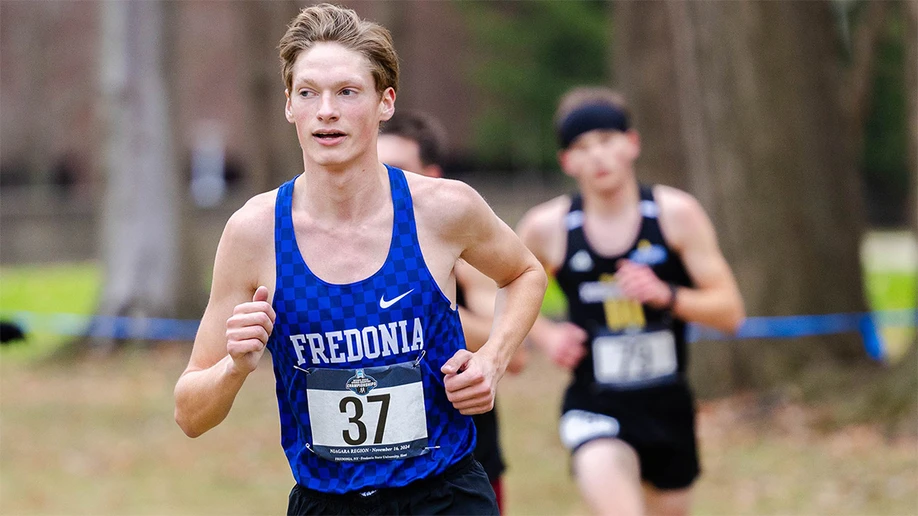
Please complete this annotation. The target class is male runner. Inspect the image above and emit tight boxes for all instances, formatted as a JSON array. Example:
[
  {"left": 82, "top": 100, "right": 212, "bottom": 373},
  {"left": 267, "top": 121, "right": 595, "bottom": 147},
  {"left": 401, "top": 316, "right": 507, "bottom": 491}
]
[
  {"left": 517, "top": 86, "right": 745, "bottom": 516},
  {"left": 378, "top": 110, "right": 526, "bottom": 512},
  {"left": 174, "top": 5, "right": 546, "bottom": 514}
]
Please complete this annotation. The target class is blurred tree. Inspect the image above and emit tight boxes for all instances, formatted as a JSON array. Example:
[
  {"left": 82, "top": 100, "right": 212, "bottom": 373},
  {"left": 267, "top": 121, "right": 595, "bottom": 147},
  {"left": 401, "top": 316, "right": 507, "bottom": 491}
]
[
  {"left": 613, "top": 0, "right": 895, "bottom": 392},
  {"left": 170, "top": 1, "right": 302, "bottom": 321},
  {"left": 92, "top": 0, "right": 180, "bottom": 352},
  {"left": 240, "top": 0, "right": 303, "bottom": 191},
  {"left": 853, "top": 0, "right": 916, "bottom": 422},
  {"left": 906, "top": 0, "right": 916, "bottom": 354},
  {"left": 460, "top": 0, "right": 610, "bottom": 175},
  {"left": 170, "top": 1, "right": 207, "bottom": 321}
]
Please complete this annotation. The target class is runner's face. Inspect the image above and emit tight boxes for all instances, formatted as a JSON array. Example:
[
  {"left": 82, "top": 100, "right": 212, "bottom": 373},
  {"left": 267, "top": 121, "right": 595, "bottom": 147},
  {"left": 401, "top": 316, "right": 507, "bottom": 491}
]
[
  {"left": 560, "top": 129, "right": 640, "bottom": 193},
  {"left": 377, "top": 134, "right": 442, "bottom": 178},
  {"left": 377, "top": 135, "right": 424, "bottom": 174},
  {"left": 285, "top": 42, "right": 395, "bottom": 170}
]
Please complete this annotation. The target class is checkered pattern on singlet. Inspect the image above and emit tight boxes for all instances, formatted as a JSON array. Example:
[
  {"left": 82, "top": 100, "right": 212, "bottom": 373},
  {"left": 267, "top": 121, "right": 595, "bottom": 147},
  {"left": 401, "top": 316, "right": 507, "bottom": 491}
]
[{"left": 267, "top": 165, "right": 475, "bottom": 494}]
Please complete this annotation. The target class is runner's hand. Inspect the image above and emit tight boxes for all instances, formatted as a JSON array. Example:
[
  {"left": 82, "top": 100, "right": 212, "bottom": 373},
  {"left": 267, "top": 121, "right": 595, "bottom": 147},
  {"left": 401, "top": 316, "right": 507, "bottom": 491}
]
[
  {"left": 226, "top": 286, "right": 276, "bottom": 375},
  {"left": 544, "top": 321, "right": 588, "bottom": 370},
  {"left": 441, "top": 349, "right": 498, "bottom": 415},
  {"left": 615, "top": 259, "right": 673, "bottom": 309}
]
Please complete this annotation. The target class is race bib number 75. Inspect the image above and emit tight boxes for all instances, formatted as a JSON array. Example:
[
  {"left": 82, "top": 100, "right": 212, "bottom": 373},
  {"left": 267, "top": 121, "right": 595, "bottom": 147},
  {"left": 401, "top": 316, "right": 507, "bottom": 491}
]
[
  {"left": 305, "top": 361, "right": 428, "bottom": 462},
  {"left": 592, "top": 329, "right": 677, "bottom": 388}
]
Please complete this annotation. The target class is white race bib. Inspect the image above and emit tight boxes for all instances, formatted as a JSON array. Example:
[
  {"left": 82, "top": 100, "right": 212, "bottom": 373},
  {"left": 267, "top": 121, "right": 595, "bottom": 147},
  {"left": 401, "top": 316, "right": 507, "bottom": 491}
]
[
  {"left": 592, "top": 329, "right": 677, "bottom": 388},
  {"left": 305, "top": 361, "right": 428, "bottom": 462}
]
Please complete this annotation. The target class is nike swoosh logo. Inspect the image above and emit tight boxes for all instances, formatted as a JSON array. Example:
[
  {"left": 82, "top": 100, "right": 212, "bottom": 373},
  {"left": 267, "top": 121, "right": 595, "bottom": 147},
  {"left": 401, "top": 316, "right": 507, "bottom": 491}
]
[{"left": 379, "top": 289, "right": 413, "bottom": 309}]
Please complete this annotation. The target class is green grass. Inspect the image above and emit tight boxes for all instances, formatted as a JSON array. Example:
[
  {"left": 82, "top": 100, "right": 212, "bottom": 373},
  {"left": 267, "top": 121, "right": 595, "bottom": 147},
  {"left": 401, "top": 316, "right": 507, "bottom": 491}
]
[
  {"left": 0, "top": 262, "right": 101, "bottom": 360},
  {"left": 2, "top": 347, "right": 914, "bottom": 516},
  {"left": 0, "top": 261, "right": 100, "bottom": 313},
  {"left": 866, "top": 270, "right": 916, "bottom": 311}
]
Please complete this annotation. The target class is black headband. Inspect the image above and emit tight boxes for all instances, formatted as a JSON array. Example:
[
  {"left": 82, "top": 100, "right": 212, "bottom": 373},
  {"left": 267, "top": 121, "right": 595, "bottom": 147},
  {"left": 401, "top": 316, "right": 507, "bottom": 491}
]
[{"left": 557, "top": 103, "right": 630, "bottom": 149}]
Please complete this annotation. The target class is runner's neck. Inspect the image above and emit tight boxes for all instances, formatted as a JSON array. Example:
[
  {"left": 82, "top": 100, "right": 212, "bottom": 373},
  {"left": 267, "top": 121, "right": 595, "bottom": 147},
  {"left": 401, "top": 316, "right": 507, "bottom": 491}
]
[
  {"left": 295, "top": 162, "right": 391, "bottom": 224},
  {"left": 580, "top": 179, "right": 641, "bottom": 218}
]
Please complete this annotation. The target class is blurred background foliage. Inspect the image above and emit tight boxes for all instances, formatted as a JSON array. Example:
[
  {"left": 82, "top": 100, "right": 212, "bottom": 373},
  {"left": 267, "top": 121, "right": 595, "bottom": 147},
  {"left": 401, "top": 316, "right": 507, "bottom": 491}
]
[
  {"left": 456, "top": 0, "right": 913, "bottom": 229},
  {"left": 861, "top": 1, "right": 910, "bottom": 226},
  {"left": 460, "top": 0, "right": 610, "bottom": 175}
]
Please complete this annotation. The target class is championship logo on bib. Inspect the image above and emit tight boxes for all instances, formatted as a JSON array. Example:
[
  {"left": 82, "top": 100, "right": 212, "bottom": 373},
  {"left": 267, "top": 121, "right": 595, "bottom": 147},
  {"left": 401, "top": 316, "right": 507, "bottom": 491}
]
[{"left": 346, "top": 369, "right": 378, "bottom": 395}]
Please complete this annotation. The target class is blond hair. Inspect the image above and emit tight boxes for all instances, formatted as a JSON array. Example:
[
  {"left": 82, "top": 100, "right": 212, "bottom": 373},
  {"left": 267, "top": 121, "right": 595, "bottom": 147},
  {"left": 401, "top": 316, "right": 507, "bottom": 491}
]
[{"left": 278, "top": 3, "right": 399, "bottom": 95}]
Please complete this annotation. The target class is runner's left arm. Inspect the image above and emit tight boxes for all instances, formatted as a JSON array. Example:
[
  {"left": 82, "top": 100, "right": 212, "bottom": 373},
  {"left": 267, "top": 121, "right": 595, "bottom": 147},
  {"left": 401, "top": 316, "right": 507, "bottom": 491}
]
[
  {"left": 456, "top": 260, "right": 528, "bottom": 373},
  {"left": 621, "top": 186, "right": 745, "bottom": 334},
  {"left": 437, "top": 181, "right": 547, "bottom": 414}
]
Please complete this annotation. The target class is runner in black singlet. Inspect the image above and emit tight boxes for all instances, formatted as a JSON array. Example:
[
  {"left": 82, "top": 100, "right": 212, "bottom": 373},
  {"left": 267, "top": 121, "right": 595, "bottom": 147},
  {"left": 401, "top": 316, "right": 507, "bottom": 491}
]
[{"left": 517, "top": 87, "right": 745, "bottom": 516}]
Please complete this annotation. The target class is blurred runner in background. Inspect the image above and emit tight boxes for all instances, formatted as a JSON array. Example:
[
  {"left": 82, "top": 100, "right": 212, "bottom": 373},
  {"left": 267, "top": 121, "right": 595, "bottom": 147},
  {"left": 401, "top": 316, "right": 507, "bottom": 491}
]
[{"left": 517, "top": 86, "right": 745, "bottom": 516}]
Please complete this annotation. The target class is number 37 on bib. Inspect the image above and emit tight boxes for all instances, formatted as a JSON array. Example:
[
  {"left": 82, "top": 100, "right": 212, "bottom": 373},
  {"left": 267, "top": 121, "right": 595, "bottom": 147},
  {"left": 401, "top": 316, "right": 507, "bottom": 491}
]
[{"left": 304, "top": 361, "right": 429, "bottom": 462}]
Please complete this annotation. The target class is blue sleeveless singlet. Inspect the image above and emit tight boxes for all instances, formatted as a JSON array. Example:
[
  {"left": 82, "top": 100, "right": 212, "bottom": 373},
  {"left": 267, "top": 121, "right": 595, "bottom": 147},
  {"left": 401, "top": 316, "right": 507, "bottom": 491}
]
[{"left": 267, "top": 165, "right": 475, "bottom": 494}]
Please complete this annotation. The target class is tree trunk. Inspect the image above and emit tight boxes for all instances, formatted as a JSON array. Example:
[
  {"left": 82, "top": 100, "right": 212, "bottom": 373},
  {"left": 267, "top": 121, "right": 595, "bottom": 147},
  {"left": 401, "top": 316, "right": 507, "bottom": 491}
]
[
  {"left": 614, "top": 0, "right": 875, "bottom": 394},
  {"left": 161, "top": 2, "right": 210, "bottom": 321},
  {"left": 241, "top": 0, "right": 303, "bottom": 190},
  {"left": 611, "top": 1, "right": 690, "bottom": 192},
  {"left": 93, "top": 0, "right": 179, "bottom": 351}
]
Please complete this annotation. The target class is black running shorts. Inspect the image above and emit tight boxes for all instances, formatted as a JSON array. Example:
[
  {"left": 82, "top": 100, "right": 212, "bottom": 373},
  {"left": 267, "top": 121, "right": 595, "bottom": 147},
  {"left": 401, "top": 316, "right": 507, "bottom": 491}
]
[
  {"left": 560, "top": 382, "right": 700, "bottom": 490},
  {"left": 286, "top": 454, "right": 498, "bottom": 515}
]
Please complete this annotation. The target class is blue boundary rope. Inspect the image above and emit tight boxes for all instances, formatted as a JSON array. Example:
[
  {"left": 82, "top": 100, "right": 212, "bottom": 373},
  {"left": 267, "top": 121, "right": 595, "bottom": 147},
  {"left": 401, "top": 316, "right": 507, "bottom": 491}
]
[
  {"left": 3, "top": 309, "right": 916, "bottom": 360},
  {"left": 687, "top": 309, "right": 917, "bottom": 360}
]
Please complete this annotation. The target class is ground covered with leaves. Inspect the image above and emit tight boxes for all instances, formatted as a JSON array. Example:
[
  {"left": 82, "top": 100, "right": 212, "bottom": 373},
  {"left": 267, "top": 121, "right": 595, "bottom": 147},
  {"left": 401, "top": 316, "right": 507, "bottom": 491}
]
[{"left": 1, "top": 344, "right": 915, "bottom": 515}]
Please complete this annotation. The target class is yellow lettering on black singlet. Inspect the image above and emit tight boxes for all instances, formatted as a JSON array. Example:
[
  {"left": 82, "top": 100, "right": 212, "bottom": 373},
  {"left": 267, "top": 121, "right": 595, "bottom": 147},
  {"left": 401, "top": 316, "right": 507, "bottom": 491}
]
[{"left": 600, "top": 273, "right": 645, "bottom": 331}]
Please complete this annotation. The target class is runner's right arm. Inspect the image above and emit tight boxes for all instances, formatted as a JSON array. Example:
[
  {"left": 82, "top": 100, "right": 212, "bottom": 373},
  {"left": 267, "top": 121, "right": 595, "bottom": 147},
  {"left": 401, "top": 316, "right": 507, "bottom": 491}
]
[
  {"left": 174, "top": 196, "right": 276, "bottom": 437},
  {"left": 516, "top": 196, "right": 588, "bottom": 370}
]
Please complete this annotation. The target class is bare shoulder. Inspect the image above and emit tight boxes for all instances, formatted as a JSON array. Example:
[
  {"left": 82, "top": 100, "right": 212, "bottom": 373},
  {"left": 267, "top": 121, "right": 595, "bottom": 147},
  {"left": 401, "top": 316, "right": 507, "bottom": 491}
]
[
  {"left": 514, "top": 195, "right": 570, "bottom": 271},
  {"left": 517, "top": 195, "right": 571, "bottom": 234},
  {"left": 406, "top": 173, "right": 482, "bottom": 215},
  {"left": 223, "top": 190, "right": 277, "bottom": 244},
  {"left": 213, "top": 190, "right": 277, "bottom": 291},
  {"left": 653, "top": 185, "right": 716, "bottom": 249},
  {"left": 405, "top": 173, "right": 493, "bottom": 236}
]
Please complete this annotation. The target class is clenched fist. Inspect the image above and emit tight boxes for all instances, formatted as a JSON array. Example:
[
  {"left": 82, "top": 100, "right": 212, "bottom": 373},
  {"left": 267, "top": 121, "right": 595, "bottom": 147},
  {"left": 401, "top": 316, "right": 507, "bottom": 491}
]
[
  {"left": 615, "top": 259, "right": 674, "bottom": 310},
  {"left": 441, "top": 349, "right": 499, "bottom": 415},
  {"left": 542, "top": 321, "right": 588, "bottom": 370},
  {"left": 226, "top": 286, "right": 276, "bottom": 375}
]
